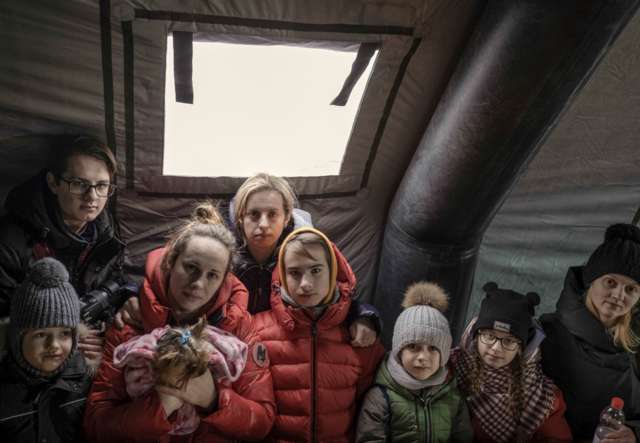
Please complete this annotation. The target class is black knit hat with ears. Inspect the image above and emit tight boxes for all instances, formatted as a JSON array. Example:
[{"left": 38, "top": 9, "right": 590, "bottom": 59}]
[
  {"left": 472, "top": 282, "right": 540, "bottom": 347},
  {"left": 583, "top": 223, "right": 640, "bottom": 285}
]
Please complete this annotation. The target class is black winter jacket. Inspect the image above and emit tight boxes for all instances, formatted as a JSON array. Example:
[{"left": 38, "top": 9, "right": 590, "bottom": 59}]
[
  {"left": 0, "top": 343, "right": 91, "bottom": 442},
  {"left": 539, "top": 266, "right": 640, "bottom": 439},
  {"left": 0, "top": 170, "right": 125, "bottom": 317}
]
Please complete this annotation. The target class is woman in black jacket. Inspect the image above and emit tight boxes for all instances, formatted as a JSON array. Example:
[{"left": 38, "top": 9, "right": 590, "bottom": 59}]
[{"left": 540, "top": 223, "right": 640, "bottom": 442}]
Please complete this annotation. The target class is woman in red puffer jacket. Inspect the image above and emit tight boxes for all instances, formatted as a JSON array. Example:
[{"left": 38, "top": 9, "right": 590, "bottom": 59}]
[
  {"left": 82, "top": 203, "right": 276, "bottom": 443},
  {"left": 254, "top": 227, "right": 387, "bottom": 443}
]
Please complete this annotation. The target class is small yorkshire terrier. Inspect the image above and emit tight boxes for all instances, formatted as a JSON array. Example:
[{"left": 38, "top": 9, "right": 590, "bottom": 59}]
[
  {"left": 152, "top": 316, "right": 213, "bottom": 390},
  {"left": 113, "top": 316, "right": 248, "bottom": 435}
]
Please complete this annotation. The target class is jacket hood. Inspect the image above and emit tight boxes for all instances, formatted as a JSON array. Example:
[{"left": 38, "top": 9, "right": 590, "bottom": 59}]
[
  {"left": 4, "top": 169, "right": 116, "bottom": 245},
  {"left": 0, "top": 317, "right": 91, "bottom": 382},
  {"left": 270, "top": 230, "right": 356, "bottom": 330},
  {"left": 140, "top": 248, "right": 249, "bottom": 332},
  {"left": 555, "top": 266, "right": 626, "bottom": 353}
]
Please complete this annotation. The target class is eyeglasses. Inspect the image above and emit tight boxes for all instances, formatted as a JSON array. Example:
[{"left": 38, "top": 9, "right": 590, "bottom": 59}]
[
  {"left": 478, "top": 331, "right": 520, "bottom": 351},
  {"left": 59, "top": 178, "right": 116, "bottom": 197}
]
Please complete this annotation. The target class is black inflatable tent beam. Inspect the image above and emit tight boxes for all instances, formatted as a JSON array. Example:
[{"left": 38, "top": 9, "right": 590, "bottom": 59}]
[{"left": 374, "top": 0, "right": 640, "bottom": 348}]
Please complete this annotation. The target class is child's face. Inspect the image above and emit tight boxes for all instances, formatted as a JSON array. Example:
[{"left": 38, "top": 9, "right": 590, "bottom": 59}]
[
  {"left": 283, "top": 244, "right": 330, "bottom": 307},
  {"left": 476, "top": 329, "right": 520, "bottom": 369},
  {"left": 22, "top": 327, "right": 73, "bottom": 372},
  {"left": 399, "top": 343, "right": 440, "bottom": 380},
  {"left": 242, "top": 190, "right": 290, "bottom": 253}
]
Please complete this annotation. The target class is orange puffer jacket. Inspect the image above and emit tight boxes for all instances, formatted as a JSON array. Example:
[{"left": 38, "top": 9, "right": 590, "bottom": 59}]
[
  {"left": 82, "top": 248, "right": 276, "bottom": 443},
  {"left": 255, "top": 240, "right": 387, "bottom": 443}
]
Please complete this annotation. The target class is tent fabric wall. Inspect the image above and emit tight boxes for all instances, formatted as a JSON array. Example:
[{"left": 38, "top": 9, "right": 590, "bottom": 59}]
[
  {"left": 0, "top": 0, "right": 486, "bottom": 302},
  {"left": 100, "top": 0, "right": 487, "bottom": 295},
  {"left": 4, "top": 0, "right": 637, "bottom": 333},
  {"left": 466, "top": 7, "right": 640, "bottom": 325}
]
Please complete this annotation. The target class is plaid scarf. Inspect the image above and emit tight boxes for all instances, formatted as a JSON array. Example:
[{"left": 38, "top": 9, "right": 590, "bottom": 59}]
[{"left": 450, "top": 321, "right": 557, "bottom": 443}]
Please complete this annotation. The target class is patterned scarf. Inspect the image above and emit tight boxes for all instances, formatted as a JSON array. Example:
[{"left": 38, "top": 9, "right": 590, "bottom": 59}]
[{"left": 450, "top": 320, "right": 557, "bottom": 443}]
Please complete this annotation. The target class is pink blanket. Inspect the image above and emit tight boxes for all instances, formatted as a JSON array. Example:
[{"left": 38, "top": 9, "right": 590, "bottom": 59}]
[{"left": 113, "top": 325, "right": 248, "bottom": 435}]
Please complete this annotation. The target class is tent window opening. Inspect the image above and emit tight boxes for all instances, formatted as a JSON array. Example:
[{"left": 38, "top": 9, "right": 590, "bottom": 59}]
[{"left": 163, "top": 35, "right": 379, "bottom": 178}]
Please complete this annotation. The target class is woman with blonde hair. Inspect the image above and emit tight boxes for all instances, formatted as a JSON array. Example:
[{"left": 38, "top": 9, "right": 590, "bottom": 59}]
[
  {"left": 540, "top": 223, "right": 640, "bottom": 442},
  {"left": 83, "top": 202, "right": 276, "bottom": 443}
]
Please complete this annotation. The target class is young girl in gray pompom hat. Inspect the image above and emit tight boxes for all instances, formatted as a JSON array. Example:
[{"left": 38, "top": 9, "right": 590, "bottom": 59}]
[
  {"left": 0, "top": 257, "right": 92, "bottom": 443},
  {"left": 356, "top": 281, "right": 474, "bottom": 443}
]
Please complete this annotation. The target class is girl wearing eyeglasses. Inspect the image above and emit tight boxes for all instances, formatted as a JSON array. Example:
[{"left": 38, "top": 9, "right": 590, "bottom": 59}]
[{"left": 450, "top": 282, "right": 572, "bottom": 443}]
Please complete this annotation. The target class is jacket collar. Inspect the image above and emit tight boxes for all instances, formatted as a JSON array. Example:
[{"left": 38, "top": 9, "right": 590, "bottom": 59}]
[
  {"left": 556, "top": 266, "right": 624, "bottom": 353},
  {"left": 269, "top": 240, "right": 356, "bottom": 330},
  {"left": 140, "top": 248, "right": 243, "bottom": 332}
]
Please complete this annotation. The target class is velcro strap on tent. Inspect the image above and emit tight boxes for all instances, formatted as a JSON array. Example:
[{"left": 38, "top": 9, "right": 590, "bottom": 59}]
[
  {"left": 330, "top": 42, "right": 380, "bottom": 106},
  {"left": 632, "top": 205, "right": 640, "bottom": 226},
  {"left": 173, "top": 31, "right": 194, "bottom": 104}
]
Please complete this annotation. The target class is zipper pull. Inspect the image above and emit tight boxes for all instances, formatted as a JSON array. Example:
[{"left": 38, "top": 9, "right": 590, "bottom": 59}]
[{"left": 312, "top": 322, "right": 317, "bottom": 337}]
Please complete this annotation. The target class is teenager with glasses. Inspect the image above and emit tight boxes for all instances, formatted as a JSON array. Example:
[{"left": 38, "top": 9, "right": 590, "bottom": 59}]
[
  {"left": 0, "top": 135, "right": 137, "bottom": 367},
  {"left": 450, "top": 282, "right": 572, "bottom": 443}
]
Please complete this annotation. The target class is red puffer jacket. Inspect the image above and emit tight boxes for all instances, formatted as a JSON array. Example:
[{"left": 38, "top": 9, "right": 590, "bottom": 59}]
[
  {"left": 255, "top": 241, "right": 387, "bottom": 443},
  {"left": 82, "top": 248, "right": 276, "bottom": 443}
]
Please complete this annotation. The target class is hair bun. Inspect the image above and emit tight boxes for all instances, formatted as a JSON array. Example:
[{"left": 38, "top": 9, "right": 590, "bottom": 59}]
[
  {"left": 192, "top": 201, "right": 224, "bottom": 226},
  {"left": 402, "top": 281, "right": 449, "bottom": 313},
  {"left": 604, "top": 223, "right": 640, "bottom": 243},
  {"left": 28, "top": 257, "right": 69, "bottom": 288}
]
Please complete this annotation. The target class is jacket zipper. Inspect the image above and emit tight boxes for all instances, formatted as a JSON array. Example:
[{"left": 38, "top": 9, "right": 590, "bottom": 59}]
[
  {"left": 253, "top": 267, "right": 262, "bottom": 313},
  {"left": 421, "top": 396, "right": 432, "bottom": 443},
  {"left": 311, "top": 321, "right": 317, "bottom": 443}
]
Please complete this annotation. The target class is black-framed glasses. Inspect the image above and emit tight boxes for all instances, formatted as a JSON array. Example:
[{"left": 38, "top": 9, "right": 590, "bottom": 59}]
[
  {"left": 478, "top": 331, "right": 520, "bottom": 351},
  {"left": 59, "top": 178, "right": 116, "bottom": 197}
]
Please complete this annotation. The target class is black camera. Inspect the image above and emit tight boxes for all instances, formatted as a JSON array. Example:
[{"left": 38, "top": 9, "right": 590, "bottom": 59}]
[{"left": 78, "top": 280, "right": 122, "bottom": 330}]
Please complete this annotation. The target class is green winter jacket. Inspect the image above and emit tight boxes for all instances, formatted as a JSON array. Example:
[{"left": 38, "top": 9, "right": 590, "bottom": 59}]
[{"left": 356, "top": 353, "right": 473, "bottom": 443}]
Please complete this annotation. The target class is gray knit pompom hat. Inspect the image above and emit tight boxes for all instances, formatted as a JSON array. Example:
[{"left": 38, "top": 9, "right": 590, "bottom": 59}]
[
  {"left": 9, "top": 257, "right": 80, "bottom": 378},
  {"left": 392, "top": 281, "right": 452, "bottom": 368}
]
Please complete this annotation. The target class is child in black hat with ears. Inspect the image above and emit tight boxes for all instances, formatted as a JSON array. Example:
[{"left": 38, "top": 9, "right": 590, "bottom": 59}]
[
  {"left": 450, "top": 282, "right": 572, "bottom": 443},
  {"left": 0, "top": 257, "right": 92, "bottom": 442}
]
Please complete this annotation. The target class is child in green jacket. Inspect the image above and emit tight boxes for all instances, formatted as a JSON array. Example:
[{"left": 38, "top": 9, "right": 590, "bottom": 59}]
[{"left": 356, "top": 282, "right": 473, "bottom": 443}]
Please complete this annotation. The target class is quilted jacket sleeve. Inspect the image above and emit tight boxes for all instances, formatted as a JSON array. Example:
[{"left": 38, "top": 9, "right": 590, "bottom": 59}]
[
  {"left": 532, "top": 387, "right": 573, "bottom": 443},
  {"left": 200, "top": 311, "right": 276, "bottom": 441},
  {"left": 355, "top": 387, "right": 390, "bottom": 443},
  {"left": 82, "top": 324, "right": 177, "bottom": 443}
]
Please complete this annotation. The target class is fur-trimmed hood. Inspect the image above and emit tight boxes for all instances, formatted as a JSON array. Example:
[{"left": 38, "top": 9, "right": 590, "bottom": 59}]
[{"left": 0, "top": 317, "right": 101, "bottom": 378}]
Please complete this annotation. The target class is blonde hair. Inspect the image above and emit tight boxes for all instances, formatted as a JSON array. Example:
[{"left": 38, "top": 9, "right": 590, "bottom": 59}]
[
  {"left": 465, "top": 340, "right": 527, "bottom": 443},
  {"left": 233, "top": 173, "right": 298, "bottom": 243},
  {"left": 585, "top": 286, "right": 640, "bottom": 353},
  {"left": 282, "top": 231, "right": 331, "bottom": 266},
  {"left": 161, "top": 201, "right": 237, "bottom": 277},
  {"left": 151, "top": 316, "right": 212, "bottom": 389}
]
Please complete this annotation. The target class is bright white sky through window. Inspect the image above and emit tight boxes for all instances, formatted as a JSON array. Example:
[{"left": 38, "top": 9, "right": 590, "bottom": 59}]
[{"left": 163, "top": 38, "right": 377, "bottom": 177}]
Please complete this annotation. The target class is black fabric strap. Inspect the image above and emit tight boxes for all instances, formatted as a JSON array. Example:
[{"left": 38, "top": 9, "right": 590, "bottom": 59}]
[
  {"left": 99, "top": 0, "right": 117, "bottom": 155},
  {"left": 632, "top": 205, "right": 640, "bottom": 226},
  {"left": 122, "top": 20, "right": 135, "bottom": 190},
  {"left": 134, "top": 9, "right": 414, "bottom": 36},
  {"left": 360, "top": 37, "right": 422, "bottom": 188},
  {"left": 331, "top": 42, "right": 380, "bottom": 106},
  {"left": 173, "top": 31, "right": 194, "bottom": 104},
  {"left": 135, "top": 191, "right": 358, "bottom": 200}
]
